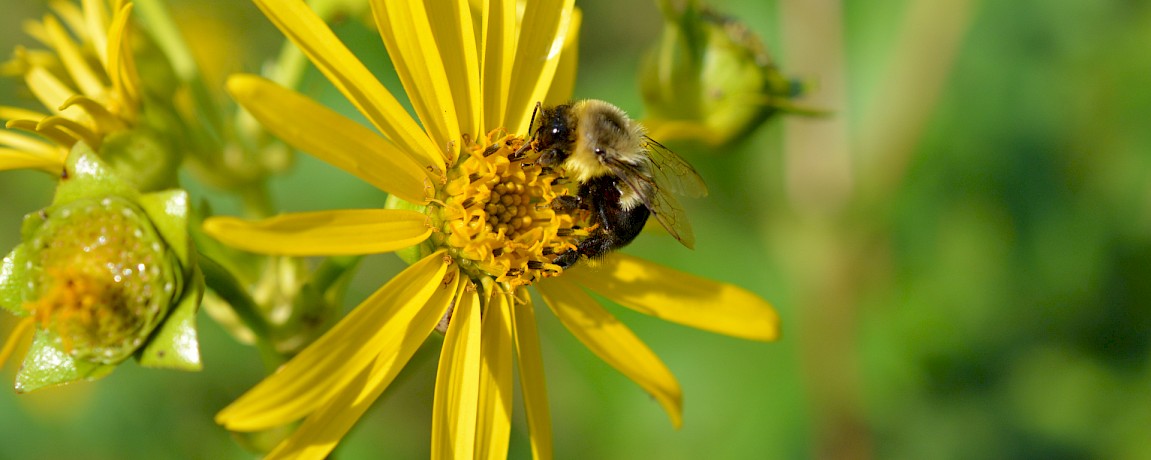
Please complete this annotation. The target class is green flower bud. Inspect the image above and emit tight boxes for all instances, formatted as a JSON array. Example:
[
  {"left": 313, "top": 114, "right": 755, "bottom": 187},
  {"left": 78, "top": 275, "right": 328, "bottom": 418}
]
[
  {"left": 640, "top": 0, "right": 816, "bottom": 146},
  {"left": 0, "top": 143, "right": 203, "bottom": 392},
  {"left": 99, "top": 129, "right": 182, "bottom": 192}
]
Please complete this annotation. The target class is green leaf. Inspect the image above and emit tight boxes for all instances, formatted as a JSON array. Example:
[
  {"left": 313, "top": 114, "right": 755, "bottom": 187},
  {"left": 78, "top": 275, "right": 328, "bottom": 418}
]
[
  {"left": 138, "top": 268, "right": 203, "bottom": 370},
  {"left": 385, "top": 193, "right": 432, "bottom": 265},
  {"left": 0, "top": 245, "right": 31, "bottom": 315},
  {"left": 15, "top": 330, "right": 117, "bottom": 393}
]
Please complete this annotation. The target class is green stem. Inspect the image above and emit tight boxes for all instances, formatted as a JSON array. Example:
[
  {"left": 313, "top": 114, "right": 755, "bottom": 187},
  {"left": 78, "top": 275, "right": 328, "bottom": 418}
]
[{"left": 199, "top": 256, "right": 283, "bottom": 369}]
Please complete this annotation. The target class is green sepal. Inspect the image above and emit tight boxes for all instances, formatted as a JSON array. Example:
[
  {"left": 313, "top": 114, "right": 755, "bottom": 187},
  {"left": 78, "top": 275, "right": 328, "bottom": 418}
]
[
  {"left": 385, "top": 194, "right": 433, "bottom": 265},
  {"left": 15, "top": 330, "right": 117, "bottom": 393},
  {"left": 137, "top": 267, "right": 203, "bottom": 370},
  {"left": 0, "top": 245, "right": 31, "bottom": 315},
  {"left": 137, "top": 189, "right": 192, "bottom": 270},
  {"left": 52, "top": 143, "right": 138, "bottom": 207},
  {"left": 99, "top": 129, "right": 180, "bottom": 192}
]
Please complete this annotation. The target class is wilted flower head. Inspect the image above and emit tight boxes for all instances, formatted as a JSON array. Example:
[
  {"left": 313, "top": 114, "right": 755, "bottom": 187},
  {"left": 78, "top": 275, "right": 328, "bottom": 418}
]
[{"left": 0, "top": 144, "right": 202, "bottom": 392}]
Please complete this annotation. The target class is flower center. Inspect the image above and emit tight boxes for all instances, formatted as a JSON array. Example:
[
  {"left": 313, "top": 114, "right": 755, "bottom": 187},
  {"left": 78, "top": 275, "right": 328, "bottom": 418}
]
[
  {"left": 434, "top": 131, "right": 588, "bottom": 287},
  {"left": 24, "top": 197, "right": 175, "bottom": 363}
]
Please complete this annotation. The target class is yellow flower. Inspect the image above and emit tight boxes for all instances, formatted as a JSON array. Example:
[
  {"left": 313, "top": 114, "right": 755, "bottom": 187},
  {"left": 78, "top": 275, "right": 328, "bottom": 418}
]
[
  {"left": 205, "top": 0, "right": 779, "bottom": 458},
  {"left": 0, "top": 0, "right": 140, "bottom": 174}
]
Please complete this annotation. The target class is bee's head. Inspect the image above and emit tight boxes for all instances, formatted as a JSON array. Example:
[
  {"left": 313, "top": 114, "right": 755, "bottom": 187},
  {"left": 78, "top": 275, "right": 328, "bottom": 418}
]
[{"left": 532, "top": 104, "right": 576, "bottom": 166}]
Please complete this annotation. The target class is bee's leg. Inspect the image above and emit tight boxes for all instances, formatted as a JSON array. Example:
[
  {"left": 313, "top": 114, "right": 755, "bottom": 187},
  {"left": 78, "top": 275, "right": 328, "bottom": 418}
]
[
  {"left": 553, "top": 248, "right": 581, "bottom": 268},
  {"left": 538, "top": 148, "right": 567, "bottom": 167},
  {"left": 551, "top": 195, "right": 581, "bottom": 213},
  {"left": 553, "top": 177, "right": 650, "bottom": 269}
]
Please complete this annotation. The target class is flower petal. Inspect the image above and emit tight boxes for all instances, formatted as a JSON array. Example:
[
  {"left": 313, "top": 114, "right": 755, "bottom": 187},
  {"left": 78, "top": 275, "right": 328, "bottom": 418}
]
[
  {"left": 81, "top": 0, "right": 111, "bottom": 64},
  {"left": 0, "top": 148, "right": 64, "bottom": 173},
  {"left": 371, "top": 0, "right": 460, "bottom": 164},
  {"left": 263, "top": 267, "right": 461, "bottom": 460},
  {"left": 480, "top": 0, "right": 515, "bottom": 131},
  {"left": 24, "top": 67, "right": 83, "bottom": 119},
  {"left": 543, "top": 8, "right": 580, "bottom": 106},
  {"left": 252, "top": 0, "right": 445, "bottom": 172},
  {"left": 566, "top": 254, "right": 781, "bottom": 341},
  {"left": 42, "top": 15, "right": 104, "bottom": 97},
  {"left": 216, "top": 251, "right": 450, "bottom": 431},
  {"left": 505, "top": 0, "right": 575, "bottom": 134},
  {"left": 202, "top": 209, "right": 431, "bottom": 256},
  {"left": 475, "top": 286, "right": 513, "bottom": 459},
  {"left": 537, "top": 276, "right": 684, "bottom": 428},
  {"left": 424, "top": 0, "right": 481, "bottom": 141},
  {"left": 105, "top": 2, "right": 139, "bottom": 107},
  {"left": 432, "top": 283, "right": 481, "bottom": 460},
  {"left": 511, "top": 287, "right": 553, "bottom": 460},
  {"left": 0, "top": 318, "right": 35, "bottom": 369},
  {"left": 227, "top": 74, "right": 430, "bottom": 203}
]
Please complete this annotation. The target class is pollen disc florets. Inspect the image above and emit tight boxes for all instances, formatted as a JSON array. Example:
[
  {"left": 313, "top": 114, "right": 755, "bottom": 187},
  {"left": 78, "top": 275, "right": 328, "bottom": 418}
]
[
  {"left": 434, "top": 132, "right": 587, "bottom": 287},
  {"left": 24, "top": 196, "right": 177, "bottom": 363}
]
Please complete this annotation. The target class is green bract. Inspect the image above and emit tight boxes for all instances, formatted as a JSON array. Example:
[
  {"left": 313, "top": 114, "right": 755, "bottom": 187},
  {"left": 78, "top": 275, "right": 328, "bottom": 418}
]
[{"left": 0, "top": 143, "right": 203, "bottom": 392}]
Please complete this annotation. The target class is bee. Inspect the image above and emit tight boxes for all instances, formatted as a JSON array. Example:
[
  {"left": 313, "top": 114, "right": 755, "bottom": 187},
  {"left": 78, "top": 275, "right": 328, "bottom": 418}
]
[{"left": 528, "top": 99, "right": 708, "bottom": 268}]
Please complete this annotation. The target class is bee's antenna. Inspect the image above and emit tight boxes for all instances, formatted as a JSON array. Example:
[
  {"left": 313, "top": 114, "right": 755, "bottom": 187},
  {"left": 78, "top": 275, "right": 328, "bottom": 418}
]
[
  {"left": 527, "top": 101, "right": 541, "bottom": 138},
  {"left": 509, "top": 102, "right": 543, "bottom": 160}
]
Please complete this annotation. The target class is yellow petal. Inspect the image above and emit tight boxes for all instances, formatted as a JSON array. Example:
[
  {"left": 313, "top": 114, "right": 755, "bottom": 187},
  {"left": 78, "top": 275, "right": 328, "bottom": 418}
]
[
  {"left": 59, "top": 95, "right": 126, "bottom": 133},
  {"left": 479, "top": 0, "right": 515, "bottom": 130},
  {"left": 264, "top": 269, "right": 461, "bottom": 460},
  {"left": 424, "top": 0, "right": 482, "bottom": 141},
  {"left": 252, "top": 0, "right": 445, "bottom": 172},
  {"left": 217, "top": 251, "right": 450, "bottom": 431},
  {"left": 371, "top": 0, "right": 468, "bottom": 160},
  {"left": 511, "top": 287, "right": 553, "bottom": 460},
  {"left": 0, "top": 318, "right": 36, "bottom": 369},
  {"left": 105, "top": 2, "right": 138, "bottom": 109},
  {"left": 475, "top": 286, "right": 513, "bottom": 459},
  {"left": 504, "top": 0, "right": 575, "bottom": 134},
  {"left": 24, "top": 67, "right": 82, "bottom": 118},
  {"left": 0, "top": 147, "right": 64, "bottom": 173},
  {"left": 536, "top": 276, "right": 684, "bottom": 428},
  {"left": 0, "top": 107, "right": 50, "bottom": 122},
  {"left": 38, "top": 115, "right": 100, "bottom": 149},
  {"left": 203, "top": 209, "right": 431, "bottom": 256},
  {"left": 431, "top": 284, "right": 481, "bottom": 460},
  {"left": 0, "top": 130, "right": 61, "bottom": 158},
  {"left": 49, "top": 0, "right": 88, "bottom": 40},
  {"left": 566, "top": 254, "right": 781, "bottom": 341},
  {"left": 543, "top": 8, "right": 580, "bottom": 106},
  {"left": 81, "top": 0, "right": 111, "bottom": 65},
  {"left": 227, "top": 74, "right": 430, "bottom": 203},
  {"left": 42, "top": 15, "right": 104, "bottom": 98},
  {"left": 6, "top": 119, "right": 75, "bottom": 148}
]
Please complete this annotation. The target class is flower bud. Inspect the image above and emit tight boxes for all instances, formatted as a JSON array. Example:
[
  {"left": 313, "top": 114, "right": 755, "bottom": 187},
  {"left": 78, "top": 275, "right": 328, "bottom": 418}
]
[{"left": 640, "top": 0, "right": 814, "bottom": 146}]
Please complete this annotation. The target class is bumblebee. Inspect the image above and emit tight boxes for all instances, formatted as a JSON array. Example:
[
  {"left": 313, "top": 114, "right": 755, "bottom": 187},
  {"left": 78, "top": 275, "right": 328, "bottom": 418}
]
[{"left": 529, "top": 99, "right": 708, "bottom": 268}]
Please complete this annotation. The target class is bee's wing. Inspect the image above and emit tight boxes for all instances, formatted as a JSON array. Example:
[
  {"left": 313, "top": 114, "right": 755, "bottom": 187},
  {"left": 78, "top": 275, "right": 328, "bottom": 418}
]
[
  {"left": 607, "top": 140, "right": 706, "bottom": 249},
  {"left": 643, "top": 137, "right": 708, "bottom": 198}
]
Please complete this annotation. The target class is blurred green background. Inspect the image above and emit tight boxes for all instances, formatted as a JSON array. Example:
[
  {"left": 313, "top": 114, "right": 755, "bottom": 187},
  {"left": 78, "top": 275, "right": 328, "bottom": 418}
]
[{"left": 4, "top": 0, "right": 1151, "bottom": 458}]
